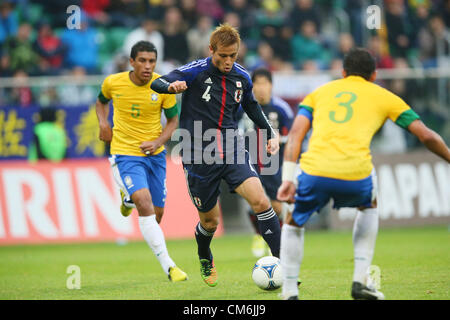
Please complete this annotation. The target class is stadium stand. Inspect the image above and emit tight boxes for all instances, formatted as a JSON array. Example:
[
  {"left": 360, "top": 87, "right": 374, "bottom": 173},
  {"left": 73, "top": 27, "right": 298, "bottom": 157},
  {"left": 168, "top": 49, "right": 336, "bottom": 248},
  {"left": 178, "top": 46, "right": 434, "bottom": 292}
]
[{"left": 0, "top": 0, "right": 449, "bottom": 151}]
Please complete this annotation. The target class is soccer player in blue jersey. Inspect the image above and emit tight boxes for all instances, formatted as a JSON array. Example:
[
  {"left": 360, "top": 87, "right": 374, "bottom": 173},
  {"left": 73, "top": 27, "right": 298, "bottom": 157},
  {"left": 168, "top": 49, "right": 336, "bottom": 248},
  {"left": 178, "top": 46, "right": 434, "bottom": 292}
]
[
  {"left": 151, "top": 24, "right": 281, "bottom": 287},
  {"left": 241, "top": 68, "right": 294, "bottom": 257}
]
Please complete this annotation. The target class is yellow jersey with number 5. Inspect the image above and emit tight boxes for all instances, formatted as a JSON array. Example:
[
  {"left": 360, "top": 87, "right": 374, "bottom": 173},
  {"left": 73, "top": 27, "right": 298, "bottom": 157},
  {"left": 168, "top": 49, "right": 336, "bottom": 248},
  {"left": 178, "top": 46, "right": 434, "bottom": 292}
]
[
  {"left": 299, "top": 75, "right": 419, "bottom": 180},
  {"left": 100, "top": 71, "right": 176, "bottom": 156}
]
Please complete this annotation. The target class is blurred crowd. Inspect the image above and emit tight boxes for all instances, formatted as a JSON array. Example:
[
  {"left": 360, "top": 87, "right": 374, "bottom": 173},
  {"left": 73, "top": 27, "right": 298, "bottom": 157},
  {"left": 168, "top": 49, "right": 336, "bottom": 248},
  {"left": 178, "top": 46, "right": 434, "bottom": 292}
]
[
  {"left": 0, "top": 0, "right": 449, "bottom": 153},
  {"left": 0, "top": 0, "right": 449, "bottom": 107},
  {"left": 1, "top": 0, "right": 449, "bottom": 76}
]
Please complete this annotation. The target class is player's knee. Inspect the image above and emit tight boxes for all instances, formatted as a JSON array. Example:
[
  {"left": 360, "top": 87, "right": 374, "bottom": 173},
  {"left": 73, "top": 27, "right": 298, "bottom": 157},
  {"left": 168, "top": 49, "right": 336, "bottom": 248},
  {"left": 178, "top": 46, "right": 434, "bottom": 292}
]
[
  {"left": 133, "top": 195, "right": 154, "bottom": 215},
  {"left": 251, "top": 196, "right": 270, "bottom": 213},
  {"left": 285, "top": 214, "right": 302, "bottom": 227},
  {"left": 201, "top": 216, "right": 219, "bottom": 232},
  {"left": 154, "top": 207, "right": 164, "bottom": 223}
]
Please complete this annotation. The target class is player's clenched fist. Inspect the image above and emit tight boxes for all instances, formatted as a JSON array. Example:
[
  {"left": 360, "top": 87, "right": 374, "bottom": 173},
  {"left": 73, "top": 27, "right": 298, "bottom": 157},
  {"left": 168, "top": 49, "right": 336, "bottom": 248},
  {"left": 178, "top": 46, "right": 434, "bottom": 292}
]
[
  {"left": 168, "top": 80, "right": 188, "bottom": 94},
  {"left": 267, "top": 135, "right": 280, "bottom": 155}
]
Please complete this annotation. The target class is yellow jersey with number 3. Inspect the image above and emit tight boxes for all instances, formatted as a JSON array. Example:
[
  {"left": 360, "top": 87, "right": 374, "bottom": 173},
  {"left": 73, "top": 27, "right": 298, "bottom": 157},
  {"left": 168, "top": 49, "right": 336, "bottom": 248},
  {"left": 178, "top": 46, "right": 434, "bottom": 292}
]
[
  {"left": 299, "top": 75, "right": 420, "bottom": 180},
  {"left": 100, "top": 71, "right": 176, "bottom": 156}
]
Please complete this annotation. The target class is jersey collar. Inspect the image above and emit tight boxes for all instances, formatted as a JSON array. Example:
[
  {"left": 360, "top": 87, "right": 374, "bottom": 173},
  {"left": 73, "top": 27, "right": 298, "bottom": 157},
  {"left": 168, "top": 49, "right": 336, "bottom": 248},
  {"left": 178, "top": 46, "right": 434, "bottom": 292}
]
[
  {"left": 345, "top": 75, "right": 367, "bottom": 82},
  {"left": 127, "top": 71, "right": 153, "bottom": 87}
]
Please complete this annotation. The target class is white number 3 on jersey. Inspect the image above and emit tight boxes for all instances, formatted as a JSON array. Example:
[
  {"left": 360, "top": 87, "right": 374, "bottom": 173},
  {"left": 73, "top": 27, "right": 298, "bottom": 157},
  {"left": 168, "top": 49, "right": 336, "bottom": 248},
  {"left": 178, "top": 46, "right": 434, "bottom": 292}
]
[{"left": 202, "top": 85, "right": 211, "bottom": 102}]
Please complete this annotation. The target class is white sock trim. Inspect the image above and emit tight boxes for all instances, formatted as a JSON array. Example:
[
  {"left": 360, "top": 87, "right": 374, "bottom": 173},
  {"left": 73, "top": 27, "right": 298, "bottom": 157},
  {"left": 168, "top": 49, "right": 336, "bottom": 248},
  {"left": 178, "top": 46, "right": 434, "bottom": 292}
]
[
  {"left": 256, "top": 208, "right": 276, "bottom": 221},
  {"left": 197, "top": 222, "right": 215, "bottom": 237}
]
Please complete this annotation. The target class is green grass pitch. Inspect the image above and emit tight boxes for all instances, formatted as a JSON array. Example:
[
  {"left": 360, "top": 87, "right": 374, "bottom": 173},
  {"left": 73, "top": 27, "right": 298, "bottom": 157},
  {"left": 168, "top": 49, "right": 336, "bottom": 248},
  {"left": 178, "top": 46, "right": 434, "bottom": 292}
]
[{"left": 0, "top": 225, "right": 448, "bottom": 300}]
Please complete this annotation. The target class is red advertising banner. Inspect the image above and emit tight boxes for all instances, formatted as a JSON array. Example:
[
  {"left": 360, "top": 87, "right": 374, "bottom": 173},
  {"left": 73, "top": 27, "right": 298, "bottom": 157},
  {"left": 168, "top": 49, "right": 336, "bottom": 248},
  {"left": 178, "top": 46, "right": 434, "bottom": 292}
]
[{"left": 0, "top": 157, "right": 223, "bottom": 245}]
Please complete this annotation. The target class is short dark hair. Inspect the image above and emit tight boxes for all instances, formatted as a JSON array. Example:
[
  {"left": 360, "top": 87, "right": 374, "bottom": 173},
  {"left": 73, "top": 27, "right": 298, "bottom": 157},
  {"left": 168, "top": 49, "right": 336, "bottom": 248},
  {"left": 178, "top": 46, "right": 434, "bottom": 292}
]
[
  {"left": 130, "top": 41, "right": 157, "bottom": 60},
  {"left": 251, "top": 68, "right": 272, "bottom": 83},
  {"left": 343, "top": 48, "right": 376, "bottom": 80}
]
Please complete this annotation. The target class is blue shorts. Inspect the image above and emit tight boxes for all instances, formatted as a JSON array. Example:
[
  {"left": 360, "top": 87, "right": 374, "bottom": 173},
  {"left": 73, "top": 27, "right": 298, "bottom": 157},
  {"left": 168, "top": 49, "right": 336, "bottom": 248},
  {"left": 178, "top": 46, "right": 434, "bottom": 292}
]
[
  {"left": 183, "top": 150, "right": 259, "bottom": 212},
  {"left": 109, "top": 151, "right": 167, "bottom": 208},
  {"left": 292, "top": 170, "right": 377, "bottom": 227}
]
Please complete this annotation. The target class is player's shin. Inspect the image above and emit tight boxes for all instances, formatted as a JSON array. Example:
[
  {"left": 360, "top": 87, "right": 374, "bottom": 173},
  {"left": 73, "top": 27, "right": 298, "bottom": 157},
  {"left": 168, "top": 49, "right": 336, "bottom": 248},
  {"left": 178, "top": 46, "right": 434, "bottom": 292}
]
[
  {"left": 195, "top": 222, "right": 215, "bottom": 261},
  {"left": 281, "top": 224, "right": 304, "bottom": 299},
  {"left": 352, "top": 208, "right": 379, "bottom": 284},
  {"left": 138, "top": 215, "right": 175, "bottom": 275},
  {"left": 256, "top": 207, "right": 281, "bottom": 257},
  {"left": 248, "top": 210, "right": 261, "bottom": 234}
]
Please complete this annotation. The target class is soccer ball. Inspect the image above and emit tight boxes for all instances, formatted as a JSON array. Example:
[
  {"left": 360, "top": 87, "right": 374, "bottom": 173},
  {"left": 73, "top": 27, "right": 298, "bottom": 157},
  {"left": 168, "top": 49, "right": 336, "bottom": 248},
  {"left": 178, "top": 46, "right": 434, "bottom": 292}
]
[{"left": 252, "top": 256, "right": 283, "bottom": 290}]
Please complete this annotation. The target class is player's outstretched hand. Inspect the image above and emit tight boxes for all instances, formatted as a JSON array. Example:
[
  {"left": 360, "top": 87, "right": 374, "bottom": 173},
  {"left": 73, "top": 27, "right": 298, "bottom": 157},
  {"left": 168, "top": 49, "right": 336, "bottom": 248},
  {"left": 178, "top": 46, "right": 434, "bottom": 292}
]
[
  {"left": 277, "top": 181, "right": 296, "bottom": 204},
  {"left": 267, "top": 135, "right": 280, "bottom": 155},
  {"left": 168, "top": 80, "right": 188, "bottom": 94},
  {"left": 99, "top": 123, "right": 112, "bottom": 143},
  {"left": 140, "top": 140, "right": 161, "bottom": 155}
]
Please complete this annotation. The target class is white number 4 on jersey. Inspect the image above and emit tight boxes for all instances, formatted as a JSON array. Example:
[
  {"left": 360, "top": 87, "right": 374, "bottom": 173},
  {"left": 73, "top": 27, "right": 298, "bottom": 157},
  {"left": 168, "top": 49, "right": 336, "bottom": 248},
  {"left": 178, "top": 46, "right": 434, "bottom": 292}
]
[{"left": 202, "top": 85, "right": 211, "bottom": 102}]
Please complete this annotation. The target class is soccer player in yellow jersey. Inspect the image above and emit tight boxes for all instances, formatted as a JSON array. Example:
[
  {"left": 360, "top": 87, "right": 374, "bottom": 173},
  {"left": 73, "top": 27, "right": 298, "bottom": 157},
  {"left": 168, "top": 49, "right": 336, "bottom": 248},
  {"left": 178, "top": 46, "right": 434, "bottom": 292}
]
[
  {"left": 95, "top": 41, "right": 187, "bottom": 282},
  {"left": 277, "top": 48, "right": 450, "bottom": 300}
]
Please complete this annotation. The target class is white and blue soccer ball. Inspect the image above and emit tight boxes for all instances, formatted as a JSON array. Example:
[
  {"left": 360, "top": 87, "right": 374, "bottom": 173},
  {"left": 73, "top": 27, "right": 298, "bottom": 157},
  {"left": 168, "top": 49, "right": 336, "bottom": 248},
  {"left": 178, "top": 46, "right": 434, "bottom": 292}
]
[{"left": 252, "top": 256, "right": 283, "bottom": 290}]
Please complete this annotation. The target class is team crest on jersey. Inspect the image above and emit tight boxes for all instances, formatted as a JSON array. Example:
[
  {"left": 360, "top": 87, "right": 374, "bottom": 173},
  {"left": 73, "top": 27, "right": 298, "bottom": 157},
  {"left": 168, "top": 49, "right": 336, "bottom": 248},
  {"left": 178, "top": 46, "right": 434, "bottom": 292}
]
[
  {"left": 193, "top": 197, "right": 202, "bottom": 208},
  {"left": 151, "top": 93, "right": 158, "bottom": 101},
  {"left": 234, "top": 89, "right": 243, "bottom": 103},
  {"left": 236, "top": 81, "right": 242, "bottom": 88},
  {"left": 124, "top": 176, "right": 134, "bottom": 189}
]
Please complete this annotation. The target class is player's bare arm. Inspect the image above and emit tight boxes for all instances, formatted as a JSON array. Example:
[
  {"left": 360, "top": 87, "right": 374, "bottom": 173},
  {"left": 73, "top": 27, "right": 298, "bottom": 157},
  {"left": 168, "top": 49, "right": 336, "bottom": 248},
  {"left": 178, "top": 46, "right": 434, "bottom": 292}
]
[
  {"left": 277, "top": 115, "right": 311, "bottom": 203},
  {"left": 408, "top": 119, "right": 450, "bottom": 163},
  {"left": 95, "top": 98, "right": 112, "bottom": 143},
  {"left": 284, "top": 115, "right": 310, "bottom": 161},
  {"left": 140, "top": 114, "right": 179, "bottom": 155}
]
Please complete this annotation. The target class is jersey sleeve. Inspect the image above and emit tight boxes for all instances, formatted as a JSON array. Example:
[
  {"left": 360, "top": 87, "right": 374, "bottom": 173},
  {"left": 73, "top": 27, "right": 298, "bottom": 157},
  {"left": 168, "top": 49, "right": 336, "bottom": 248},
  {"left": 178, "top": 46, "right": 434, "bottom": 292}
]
[
  {"left": 241, "top": 81, "right": 276, "bottom": 139},
  {"left": 299, "top": 94, "right": 314, "bottom": 112},
  {"left": 161, "top": 69, "right": 192, "bottom": 85},
  {"left": 98, "top": 75, "right": 112, "bottom": 103},
  {"left": 152, "top": 60, "right": 204, "bottom": 93},
  {"left": 162, "top": 60, "right": 205, "bottom": 86},
  {"left": 161, "top": 94, "right": 178, "bottom": 118},
  {"left": 161, "top": 93, "right": 176, "bottom": 109},
  {"left": 240, "top": 77, "right": 259, "bottom": 111},
  {"left": 385, "top": 93, "right": 420, "bottom": 129},
  {"left": 241, "top": 76, "right": 254, "bottom": 106},
  {"left": 297, "top": 93, "right": 314, "bottom": 122}
]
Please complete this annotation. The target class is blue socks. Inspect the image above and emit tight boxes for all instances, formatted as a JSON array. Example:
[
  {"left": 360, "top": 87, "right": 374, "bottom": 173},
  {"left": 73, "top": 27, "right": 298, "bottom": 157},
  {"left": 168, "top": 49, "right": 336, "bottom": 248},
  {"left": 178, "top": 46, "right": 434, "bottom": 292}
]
[
  {"left": 256, "top": 207, "right": 281, "bottom": 257},
  {"left": 195, "top": 222, "right": 215, "bottom": 261},
  {"left": 195, "top": 207, "right": 281, "bottom": 260}
]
